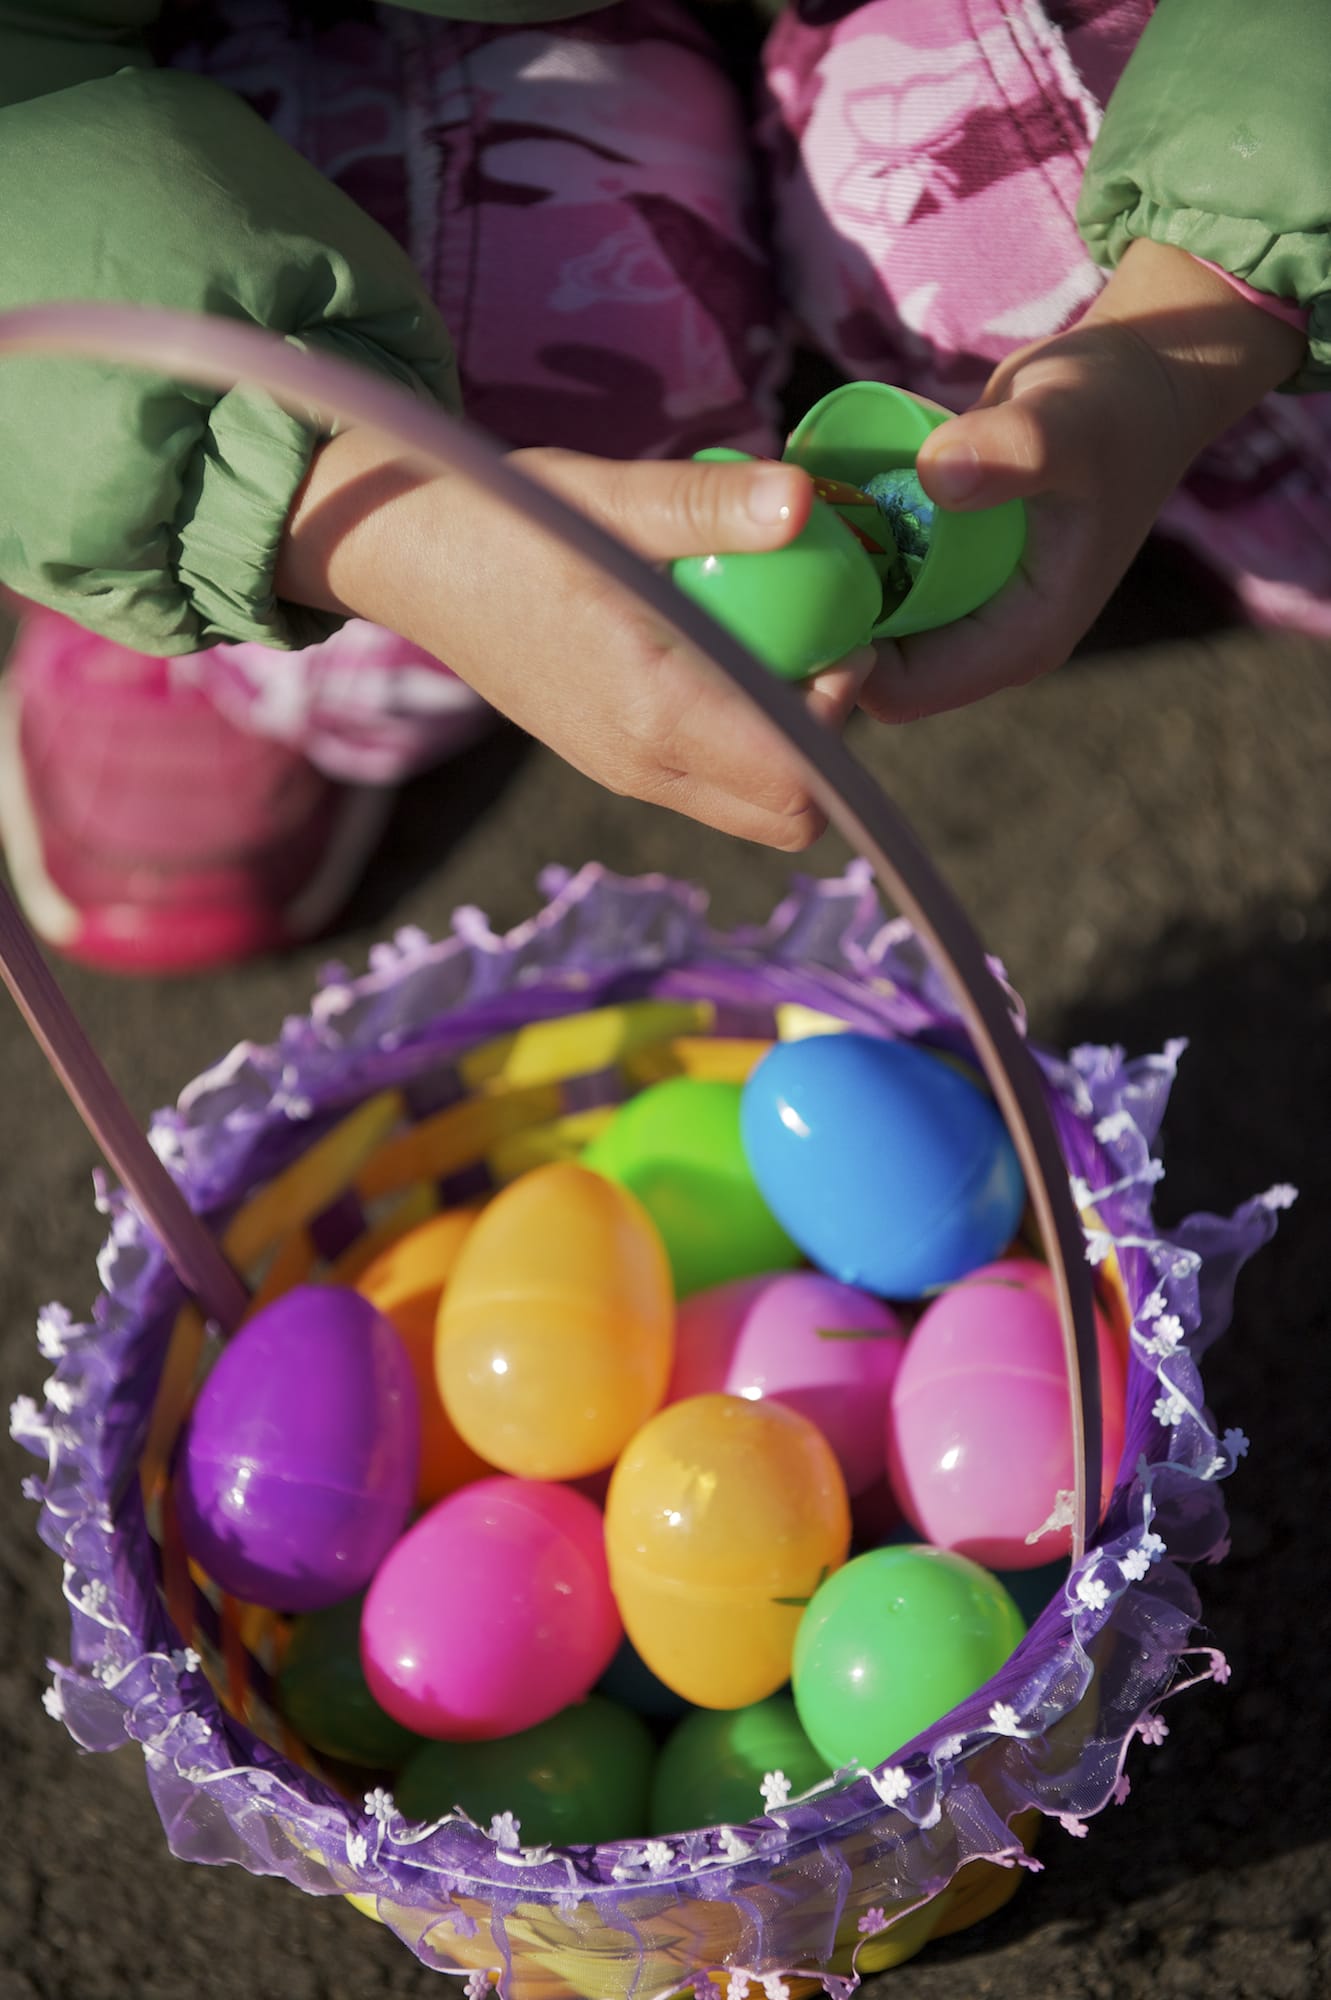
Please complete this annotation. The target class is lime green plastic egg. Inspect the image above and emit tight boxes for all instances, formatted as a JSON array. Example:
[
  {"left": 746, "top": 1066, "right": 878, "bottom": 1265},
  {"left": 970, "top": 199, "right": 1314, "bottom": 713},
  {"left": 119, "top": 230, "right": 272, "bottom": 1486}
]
[
  {"left": 650, "top": 1697, "right": 829, "bottom": 1834},
  {"left": 671, "top": 447, "right": 883, "bottom": 681},
  {"left": 583, "top": 1078, "right": 800, "bottom": 1299},
  {"left": 278, "top": 1594, "right": 423, "bottom": 1769},
  {"left": 792, "top": 1545, "right": 1026, "bottom": 1771},
  {"left": 394, "top": 1695, "right": 655, "bottom": 1847}
]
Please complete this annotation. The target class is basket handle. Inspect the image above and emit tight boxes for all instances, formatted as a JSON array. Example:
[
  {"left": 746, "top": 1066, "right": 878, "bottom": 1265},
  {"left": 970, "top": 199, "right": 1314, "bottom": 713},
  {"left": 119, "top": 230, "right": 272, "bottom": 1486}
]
[
  {"left": 0, "top": 876, "right": 252, "bottom": 1330},
  {"left": 0, "top": 303, "right": 1102, "bottom": 1561}
]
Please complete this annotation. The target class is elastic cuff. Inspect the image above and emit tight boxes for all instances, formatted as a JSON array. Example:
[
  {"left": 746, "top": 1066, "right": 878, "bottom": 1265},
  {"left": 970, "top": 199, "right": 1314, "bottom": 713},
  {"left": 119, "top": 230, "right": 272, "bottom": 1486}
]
[
  {"left": 174, "top": 372, "right": 342, "bottom": 654},
  {"left": 173, "top": 330, "right": 456, "bottom": 654},
  {"left": 1189, "top": 257, "right": 1311, "bottom": 335},
  {"left": 1081, "top": 200, "right": 1331, "bottom": 393}
]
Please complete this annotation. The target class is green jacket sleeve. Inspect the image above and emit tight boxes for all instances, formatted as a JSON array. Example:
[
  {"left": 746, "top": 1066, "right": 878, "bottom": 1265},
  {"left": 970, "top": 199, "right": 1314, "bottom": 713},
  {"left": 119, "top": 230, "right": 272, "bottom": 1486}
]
[
  {"left": 0, "top": 43, "right": 459, "bottom": 653},
  {"left": 1077, "top": 0, "right": 1331, "bottom": 393},
  {"left": 0, "top": 3, "right": 156, "bottom": 108}
]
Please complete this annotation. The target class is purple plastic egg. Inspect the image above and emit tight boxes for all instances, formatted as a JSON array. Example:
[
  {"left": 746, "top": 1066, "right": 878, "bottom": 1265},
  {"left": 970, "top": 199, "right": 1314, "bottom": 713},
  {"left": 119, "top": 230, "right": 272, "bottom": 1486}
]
[
  {"left": 670, "top": 1273, "right": 906, "bottom": 1496},
  {"left": 175, "top": 1285, "right": 419, "bottom": 1612}
]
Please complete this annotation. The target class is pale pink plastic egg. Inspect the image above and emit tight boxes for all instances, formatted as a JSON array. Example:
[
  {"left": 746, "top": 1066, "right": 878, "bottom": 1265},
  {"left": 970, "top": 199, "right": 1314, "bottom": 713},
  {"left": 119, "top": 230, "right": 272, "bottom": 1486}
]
[
  {"left": 670, "top": 1272, "right": 906, "bottom": 1496},
  {"left": 886, "top": 1257, "right": 1126, "bottom": 1568}
]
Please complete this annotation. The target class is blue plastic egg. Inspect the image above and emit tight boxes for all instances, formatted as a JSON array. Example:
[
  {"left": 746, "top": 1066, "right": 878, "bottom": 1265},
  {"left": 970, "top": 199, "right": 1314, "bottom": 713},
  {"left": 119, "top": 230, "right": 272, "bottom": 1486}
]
[{"left": 738, "top": 1033, "right": 1025, "bottom": 1298}]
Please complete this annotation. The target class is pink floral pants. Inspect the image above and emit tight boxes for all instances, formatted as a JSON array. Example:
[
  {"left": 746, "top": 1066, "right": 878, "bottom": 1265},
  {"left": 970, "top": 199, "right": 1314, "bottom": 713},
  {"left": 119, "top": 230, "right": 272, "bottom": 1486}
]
[{"left": 122, "top": 0, "right": 1331, "bottom": 779}]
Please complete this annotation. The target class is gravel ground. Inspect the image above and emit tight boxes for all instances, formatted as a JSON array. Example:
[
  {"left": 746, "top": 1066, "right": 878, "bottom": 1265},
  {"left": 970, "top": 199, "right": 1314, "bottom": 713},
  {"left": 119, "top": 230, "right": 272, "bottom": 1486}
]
[{"left": 3, "top": 556, "right": 1330, "bottom": 2000}]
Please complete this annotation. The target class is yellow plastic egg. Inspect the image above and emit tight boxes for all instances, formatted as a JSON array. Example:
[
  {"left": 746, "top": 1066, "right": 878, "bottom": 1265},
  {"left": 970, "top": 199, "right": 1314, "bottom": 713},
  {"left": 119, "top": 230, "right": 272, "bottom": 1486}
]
[
  {"left": 605, "top": 1394, "right": 851, "bottom": 1709},
  {"left": 356, "top": 1208, "right": 494, "bottom": 1507},
  {"left": 435, "top": 1162, "right": 674, "bottom": 1480}
]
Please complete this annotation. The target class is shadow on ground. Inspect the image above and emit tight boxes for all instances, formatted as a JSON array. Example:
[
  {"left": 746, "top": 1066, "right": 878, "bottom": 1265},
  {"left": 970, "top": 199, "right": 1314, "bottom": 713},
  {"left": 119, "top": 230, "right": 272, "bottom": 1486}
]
[
  {"left": 336, "top": 722, "right": 536, "bottom": 932},
  {"left": 895, "top": 895, "right": 1331, "bottom": 1997}
]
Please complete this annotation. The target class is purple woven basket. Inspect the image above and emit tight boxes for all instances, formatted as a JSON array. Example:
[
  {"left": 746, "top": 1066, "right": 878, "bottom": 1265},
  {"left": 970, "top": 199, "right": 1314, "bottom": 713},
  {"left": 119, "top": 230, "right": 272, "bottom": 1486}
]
[{"left": 11, "top": 861, "right": 1283, "bottom": 1997}]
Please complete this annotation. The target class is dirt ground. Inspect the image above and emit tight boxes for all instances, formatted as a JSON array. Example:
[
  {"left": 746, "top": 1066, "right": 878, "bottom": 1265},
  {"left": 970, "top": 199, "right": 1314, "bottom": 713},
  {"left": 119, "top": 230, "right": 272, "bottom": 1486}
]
[{"left": 3, "top": 551, "right": 1331, "bottom": 1999}]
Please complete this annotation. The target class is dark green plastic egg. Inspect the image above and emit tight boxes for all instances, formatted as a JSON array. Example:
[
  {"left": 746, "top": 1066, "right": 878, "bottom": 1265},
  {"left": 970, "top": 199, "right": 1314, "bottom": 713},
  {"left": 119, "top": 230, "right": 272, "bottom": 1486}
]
[
  {"left": 395, "top": 1695, "right": 655, "bottom": 1847},
  {"left": 278, "top": 1594, "right": 422, "bottom": 1769}
]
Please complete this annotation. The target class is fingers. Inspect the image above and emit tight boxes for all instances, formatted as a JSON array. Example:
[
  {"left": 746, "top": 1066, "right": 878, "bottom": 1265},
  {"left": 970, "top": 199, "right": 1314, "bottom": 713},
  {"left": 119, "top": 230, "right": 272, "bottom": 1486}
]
[
  {"left": 873, "top": 332, "right": 1183, "bottom": 718},
  {"left": 642, "top": 638, "right": 873, "bottom": 823},
  {"left": 858, "top": 595, "right": 1055, "bottom": 724},
  {"left": 916, "top": 393, "right": 1091, "bottom": 512},
  {"left": 511, "top": 446, "right": 814, "bottom": 560},
  {"left": 857, "top": 514, "right": 1125, "bottom": 724},
  {"left": 650, "top": 768, "right": 829, "bottom": 852},
  {"left": 591, "top": 678, "right": 830, "bottom": 850},
  {"left": 445, "top": 441, "right": 871, "bottom": 846},
  {"left": 916, "top": 320, "right": 1191, "bottom": 516},
  {"left": 805, "top": 645, "right": 877, "bottom": 731},
  {"left": 582, "top": 634, "right": 876, "bottom": 852}
]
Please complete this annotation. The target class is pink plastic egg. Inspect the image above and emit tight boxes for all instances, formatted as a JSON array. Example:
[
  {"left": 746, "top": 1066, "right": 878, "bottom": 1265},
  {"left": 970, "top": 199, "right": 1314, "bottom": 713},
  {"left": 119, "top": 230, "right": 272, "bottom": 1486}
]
[
  {"left": 360, "top": 1478, "right": 622, "bottom": 1740},
  {"left": 886, "top": 1257, "right": 1126, "bottom": 1568},
  {"left": 670, "top": 1273, "right": 907, "bottom": 1496}
]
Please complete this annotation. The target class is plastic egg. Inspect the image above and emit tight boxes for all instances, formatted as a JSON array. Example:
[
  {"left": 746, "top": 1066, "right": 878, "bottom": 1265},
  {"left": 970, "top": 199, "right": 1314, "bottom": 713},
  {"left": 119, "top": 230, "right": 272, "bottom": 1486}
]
[
  {"left": 435, "top": 1163, "right": 673, "bottom": 1479},
  {"left": 739, "top": 1033, "right": 1026, "bottom": 1296},
  {"left": 792, "top": 1545, "right": 1026, "bottom": 1770},
  {"left": 670, "top": 1273, "right": 907, "bottom": 1496},
  {"left": 582, "top": 1078, "right": 800, "bottom": 1299},
  {"left": 886, "top": 1257, "right": 1126, "bottom": 1568},
  {"left": 355, "top": 1208, "right": 494, "bottom": 1507},
  {"left": 605, "top": 1394, "right": 850, "bottom": 1710},
  {"left": 395, "top": 1695, "right": 655, "bottom": 1847},
  {"left": 650, "top": 1697, "right": 828, "bottom": 1834},
  {"left": 360, "top": 1477, "right": 621, "bottom": 1740},
  {"left": 278, "top": 1594, "right": 423, "bottom": 1769},
  {"left": 670, "top": 448, "right": 884, "bottom": 682},
  {"left": 175, "top": 1286, "right": 418, "bottom": 1612}
]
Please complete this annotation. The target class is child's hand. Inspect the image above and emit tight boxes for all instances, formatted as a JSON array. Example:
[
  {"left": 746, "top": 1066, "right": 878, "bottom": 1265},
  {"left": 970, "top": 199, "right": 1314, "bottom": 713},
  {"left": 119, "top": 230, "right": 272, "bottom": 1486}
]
[
  {"left": 278, "top": 437, "right": 871, "bottom": 850},
  {"left": 860, "top": 240, "right": 1307, "bottom": 722}
]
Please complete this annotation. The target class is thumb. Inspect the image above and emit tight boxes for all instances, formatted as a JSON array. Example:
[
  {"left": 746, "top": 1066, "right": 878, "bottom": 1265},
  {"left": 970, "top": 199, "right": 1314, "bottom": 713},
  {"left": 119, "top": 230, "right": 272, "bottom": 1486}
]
[
  {"left": 915, "top": 393, "right": 1090, "bottom": 512},
  {"left": 518, "top": 447, "right": 814, "bottom": 560}
]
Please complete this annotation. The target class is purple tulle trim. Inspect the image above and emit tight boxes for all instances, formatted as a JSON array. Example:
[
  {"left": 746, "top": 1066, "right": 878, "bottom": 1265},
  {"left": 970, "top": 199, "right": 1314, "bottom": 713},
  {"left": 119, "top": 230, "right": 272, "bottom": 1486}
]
[{"left": 11, "top": 865, "right": 1288, "bottom": 1995}]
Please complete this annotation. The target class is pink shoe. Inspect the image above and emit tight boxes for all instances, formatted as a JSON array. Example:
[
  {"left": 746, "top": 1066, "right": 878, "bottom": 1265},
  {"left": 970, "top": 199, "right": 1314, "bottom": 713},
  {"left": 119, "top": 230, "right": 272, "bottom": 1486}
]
[{"left": 0, "top": 610, "right": 397, "bottom": 974}]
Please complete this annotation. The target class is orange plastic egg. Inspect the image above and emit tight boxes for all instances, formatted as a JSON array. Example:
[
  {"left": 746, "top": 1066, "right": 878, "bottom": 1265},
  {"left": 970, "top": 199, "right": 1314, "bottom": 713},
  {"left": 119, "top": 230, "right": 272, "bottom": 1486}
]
[
  {"left": 605, "top": 1394, "right": 851, "bottom": 1709},
  {"left": 356, "top": 1209, "right": 493, "bottom": 1506},
  {"left": 435, "top": 1163, "right": 674, "bottom": 1480}
]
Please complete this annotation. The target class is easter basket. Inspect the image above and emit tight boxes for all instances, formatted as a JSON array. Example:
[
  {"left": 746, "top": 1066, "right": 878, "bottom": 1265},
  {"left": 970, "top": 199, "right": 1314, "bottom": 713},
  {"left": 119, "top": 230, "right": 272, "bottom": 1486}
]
[{"left": 6, "top": 307, "right": 1284, "bottom": 2000}]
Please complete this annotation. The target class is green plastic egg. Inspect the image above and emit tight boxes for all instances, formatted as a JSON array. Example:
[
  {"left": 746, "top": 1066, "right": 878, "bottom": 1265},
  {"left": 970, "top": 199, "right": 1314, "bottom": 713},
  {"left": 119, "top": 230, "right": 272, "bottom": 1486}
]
[
  {"left": 784, "top": 384, "right": 1027, "bottom": 642},
  {"left": 650, "top": 1697, "right": 829, "bottom": 1834},
  {"left": 582, "top": 1078, "right": 800, "bottom": 1299},
  {"left": 671, "top": 447, "right": 884, "bottom": 681},
  {"left": 394, "top": 1695, "right": 655, "bottom": 1847},
  {"left": 792, "top": 1545, "right": 1026, "bottom": 1771},
  {"left": 278, "top": 1595, "right": 423, "bottom": 1769}
]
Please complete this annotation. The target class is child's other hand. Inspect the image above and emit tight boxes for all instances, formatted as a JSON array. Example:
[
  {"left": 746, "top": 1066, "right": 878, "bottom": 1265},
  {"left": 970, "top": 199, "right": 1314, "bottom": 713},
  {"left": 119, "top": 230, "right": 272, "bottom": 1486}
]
[
  {"left": 860, "top": 239, "right": 1307, "bottom": 723},
  {"left": 279, "top": 440, "right": 872, "bottom": 850}
]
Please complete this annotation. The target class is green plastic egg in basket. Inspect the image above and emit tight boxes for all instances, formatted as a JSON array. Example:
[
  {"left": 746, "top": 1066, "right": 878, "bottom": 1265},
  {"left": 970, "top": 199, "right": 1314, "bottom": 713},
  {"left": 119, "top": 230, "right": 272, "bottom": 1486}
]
[{"left": 4, "top": 307, "right": 1282, "bottom": 2000}]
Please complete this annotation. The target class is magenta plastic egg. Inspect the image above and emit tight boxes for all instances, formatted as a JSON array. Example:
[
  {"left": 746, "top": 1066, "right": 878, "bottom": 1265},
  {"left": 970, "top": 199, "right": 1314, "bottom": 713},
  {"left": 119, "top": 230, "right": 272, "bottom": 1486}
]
[
  {"left": 670, "top": 1273, "right": 907, "bottom": 1496},
  {"left": 360, "top": 1478, "right": 622, "bottom": 1740},
  {"left": 175, "top": 1285, "right": 418, "bottom": 1612},
  {"left": 886, "top": 1258, "right": 1127, "bottom": 1568}
]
